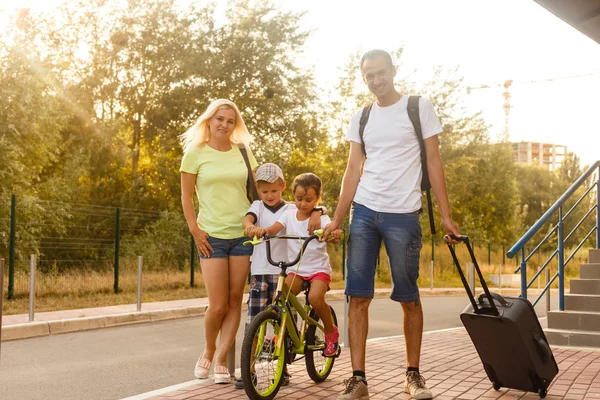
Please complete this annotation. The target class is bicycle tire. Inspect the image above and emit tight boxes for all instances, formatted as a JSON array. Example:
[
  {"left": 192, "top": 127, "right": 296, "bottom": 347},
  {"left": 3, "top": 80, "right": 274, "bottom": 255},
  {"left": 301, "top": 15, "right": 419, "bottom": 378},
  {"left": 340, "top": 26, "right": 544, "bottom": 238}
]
[
  {"left": 305, "top": 306, "right": 337, "bottom": 382},
  {"left": 240, "top": 310, "right": 286, "bottom": 400}
]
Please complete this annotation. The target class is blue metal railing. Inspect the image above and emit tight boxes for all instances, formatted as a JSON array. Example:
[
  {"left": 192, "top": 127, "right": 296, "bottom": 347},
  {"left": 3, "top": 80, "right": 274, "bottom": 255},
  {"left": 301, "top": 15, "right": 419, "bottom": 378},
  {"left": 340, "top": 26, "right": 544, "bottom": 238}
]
[{"left": 507, "top": 161, "right": 600, "bottom": 310}]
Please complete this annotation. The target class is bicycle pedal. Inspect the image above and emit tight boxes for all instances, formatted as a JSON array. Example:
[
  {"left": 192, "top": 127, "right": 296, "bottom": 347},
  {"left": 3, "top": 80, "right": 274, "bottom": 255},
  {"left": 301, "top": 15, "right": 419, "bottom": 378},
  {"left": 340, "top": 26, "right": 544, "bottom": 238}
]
[{"left": 321, "top": 345, "right": 342, "bottom": 358}]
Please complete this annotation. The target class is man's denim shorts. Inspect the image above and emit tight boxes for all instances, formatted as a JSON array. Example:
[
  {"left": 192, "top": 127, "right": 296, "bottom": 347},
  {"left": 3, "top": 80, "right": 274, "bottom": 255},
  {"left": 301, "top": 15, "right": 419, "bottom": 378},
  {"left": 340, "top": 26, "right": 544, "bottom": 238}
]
[
  {"left": 198, "top": 236, "right": 254, "bottom": 259},
  {"left": 345, "top": 202, "right": 422, "bottom": 303}
]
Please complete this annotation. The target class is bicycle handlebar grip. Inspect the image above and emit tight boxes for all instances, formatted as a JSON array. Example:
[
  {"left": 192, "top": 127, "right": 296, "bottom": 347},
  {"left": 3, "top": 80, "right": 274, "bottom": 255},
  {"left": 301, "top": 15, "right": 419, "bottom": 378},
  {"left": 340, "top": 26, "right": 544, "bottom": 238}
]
[{"left": 314, "top": 229, "right": 345, "bottom": 241}]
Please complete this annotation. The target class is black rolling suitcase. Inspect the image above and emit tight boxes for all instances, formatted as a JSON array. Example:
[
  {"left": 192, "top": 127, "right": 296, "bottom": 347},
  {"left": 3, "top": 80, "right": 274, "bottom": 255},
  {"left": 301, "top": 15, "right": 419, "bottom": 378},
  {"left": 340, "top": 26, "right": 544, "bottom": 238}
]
[{"left": 446, "top": 235, "right": 558, "bottom": 398}]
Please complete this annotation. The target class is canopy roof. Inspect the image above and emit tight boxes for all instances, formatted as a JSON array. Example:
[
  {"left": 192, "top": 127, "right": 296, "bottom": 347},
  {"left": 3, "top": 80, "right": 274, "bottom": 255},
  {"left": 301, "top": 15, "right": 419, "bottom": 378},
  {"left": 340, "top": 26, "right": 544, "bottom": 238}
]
[{"left": 534, "top": 0, "right": 600, "bottom": 44}]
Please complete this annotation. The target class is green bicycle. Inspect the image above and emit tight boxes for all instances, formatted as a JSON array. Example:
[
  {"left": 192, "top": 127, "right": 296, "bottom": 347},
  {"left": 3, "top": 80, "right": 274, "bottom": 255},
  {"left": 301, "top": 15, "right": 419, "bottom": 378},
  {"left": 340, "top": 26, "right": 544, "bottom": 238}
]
[{"left": 240, "top": 231, "right": 340, "bottom": 400}]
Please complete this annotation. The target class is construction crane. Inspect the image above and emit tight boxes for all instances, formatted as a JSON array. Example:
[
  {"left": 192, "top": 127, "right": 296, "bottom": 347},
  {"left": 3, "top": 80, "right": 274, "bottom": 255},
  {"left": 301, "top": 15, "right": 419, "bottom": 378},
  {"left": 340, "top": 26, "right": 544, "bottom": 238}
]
[{"left": 466, "top": 71, "right": 600, "bottom": 141}]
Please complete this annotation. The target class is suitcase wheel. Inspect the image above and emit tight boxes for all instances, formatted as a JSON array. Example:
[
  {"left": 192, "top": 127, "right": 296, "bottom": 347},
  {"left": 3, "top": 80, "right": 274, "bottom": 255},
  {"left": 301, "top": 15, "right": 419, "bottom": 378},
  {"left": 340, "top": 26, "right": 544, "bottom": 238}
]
[
  {"left": 538, "top": 388, "right": 547, "bottom": 398},
  {"left": 492, "top": 382, "right": 501, "bottom": 391}
]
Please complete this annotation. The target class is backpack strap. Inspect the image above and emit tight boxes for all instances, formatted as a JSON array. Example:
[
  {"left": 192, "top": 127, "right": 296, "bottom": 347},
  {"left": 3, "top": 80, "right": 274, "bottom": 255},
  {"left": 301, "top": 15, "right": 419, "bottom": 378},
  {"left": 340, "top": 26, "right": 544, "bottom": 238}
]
[
  {"left": 358, "top": 104, "right": 373, "bottom": 157},
  {"left": 238, "top": 144, "right": 259, "bottom": 203},
  {"left": 407, "top": 96, "right": 436, "bottom": 235}
]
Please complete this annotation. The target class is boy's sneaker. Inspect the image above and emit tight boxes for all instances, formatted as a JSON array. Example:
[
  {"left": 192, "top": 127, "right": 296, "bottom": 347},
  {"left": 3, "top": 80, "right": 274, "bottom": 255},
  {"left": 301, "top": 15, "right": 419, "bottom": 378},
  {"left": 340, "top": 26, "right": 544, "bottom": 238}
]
[
  {"left": 234, "top": 376, "right": 245, "bottom": 389},
  {"left": 281, "top": 371, "right": 290, "bottom": 386},
  {"left": 404, "top": 371, "right": 432, "bottom": 399},
  {"left": 324, "top": 326, "right": 340, "bottom": 357},
  {"left": 337, "top": 376, "right": 369, "bottom": 400}
]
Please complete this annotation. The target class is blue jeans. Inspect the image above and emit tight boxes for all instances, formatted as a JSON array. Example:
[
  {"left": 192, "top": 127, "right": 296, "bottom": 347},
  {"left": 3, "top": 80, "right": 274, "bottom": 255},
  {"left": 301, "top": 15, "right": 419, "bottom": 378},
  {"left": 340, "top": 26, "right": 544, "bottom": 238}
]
[
  {"left": 345, "top": 202, "right": 422, "bottom": 303},
  {"left": 198, "top": 236, "right": 253, "bottom": 259}
]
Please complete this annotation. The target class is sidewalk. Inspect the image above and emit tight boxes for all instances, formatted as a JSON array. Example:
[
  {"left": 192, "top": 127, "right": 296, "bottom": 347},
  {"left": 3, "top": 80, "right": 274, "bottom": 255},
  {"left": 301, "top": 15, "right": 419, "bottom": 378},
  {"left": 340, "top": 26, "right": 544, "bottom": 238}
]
[
  {"left": 0, "top": 287, "right": 532, "bottom": 341},
  {"left": 129, "top": 328, "right": 600, "bottom": 400}
]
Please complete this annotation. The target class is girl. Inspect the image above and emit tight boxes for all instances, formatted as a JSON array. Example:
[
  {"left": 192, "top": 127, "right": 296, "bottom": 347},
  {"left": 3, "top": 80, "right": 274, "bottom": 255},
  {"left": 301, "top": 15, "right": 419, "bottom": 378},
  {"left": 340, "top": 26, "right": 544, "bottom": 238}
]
[{"left": 247, "top": 173, "right": 343, "bottom": 356}]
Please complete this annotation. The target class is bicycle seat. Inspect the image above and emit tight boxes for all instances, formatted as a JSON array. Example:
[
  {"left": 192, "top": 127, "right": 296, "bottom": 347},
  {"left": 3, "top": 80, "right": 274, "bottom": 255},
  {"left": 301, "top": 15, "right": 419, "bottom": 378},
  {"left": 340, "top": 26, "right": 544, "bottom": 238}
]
[{"left": 302, "top": 280, "right": 310, "bottom": 293}]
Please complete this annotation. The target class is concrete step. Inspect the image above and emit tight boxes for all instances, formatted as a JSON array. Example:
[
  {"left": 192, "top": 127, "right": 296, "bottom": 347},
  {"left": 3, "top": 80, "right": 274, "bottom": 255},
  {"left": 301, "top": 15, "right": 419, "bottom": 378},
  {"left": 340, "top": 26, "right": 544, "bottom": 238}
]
[
  {"left": 565, "top": 294, "right": 600, "bottom": 312},
  {"left": 592, "top": 249, "right": 600, "bottom": 264},
  {"left": 545, "top": 328, "right": 600, "bottom": 348},
  {"left": 570, "top": 279, "right": 600, "bottom": 294},
  {"left": 581, "top": 264, "right": 600, "bottom": 279},
  {"left": 548, "top": 310, "right": 600, "bottom": 331}
]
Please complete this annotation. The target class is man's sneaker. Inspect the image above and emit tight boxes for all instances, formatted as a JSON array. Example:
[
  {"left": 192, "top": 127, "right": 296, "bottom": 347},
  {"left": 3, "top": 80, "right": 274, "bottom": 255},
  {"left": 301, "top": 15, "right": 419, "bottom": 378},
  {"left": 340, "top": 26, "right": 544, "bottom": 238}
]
[
  {"left": 337, "top": 376, "right": 369, "bottom": 400},
  {"left": 404, "top": 371, "right": 433, "bottom": 399}
]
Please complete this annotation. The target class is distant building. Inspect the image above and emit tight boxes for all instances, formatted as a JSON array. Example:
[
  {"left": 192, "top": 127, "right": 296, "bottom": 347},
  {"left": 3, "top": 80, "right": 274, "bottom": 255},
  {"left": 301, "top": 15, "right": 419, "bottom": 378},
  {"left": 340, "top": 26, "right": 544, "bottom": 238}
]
[{"left": 511, "top": 141, "right": 567, "bottom": 171}]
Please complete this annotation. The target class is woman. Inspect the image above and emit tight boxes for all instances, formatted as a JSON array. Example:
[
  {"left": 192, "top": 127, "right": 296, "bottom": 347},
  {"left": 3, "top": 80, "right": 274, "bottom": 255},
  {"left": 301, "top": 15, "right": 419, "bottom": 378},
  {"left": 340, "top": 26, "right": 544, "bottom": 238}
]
[{"left": 180, "top": 99, "right": 257, "bottom": 384}]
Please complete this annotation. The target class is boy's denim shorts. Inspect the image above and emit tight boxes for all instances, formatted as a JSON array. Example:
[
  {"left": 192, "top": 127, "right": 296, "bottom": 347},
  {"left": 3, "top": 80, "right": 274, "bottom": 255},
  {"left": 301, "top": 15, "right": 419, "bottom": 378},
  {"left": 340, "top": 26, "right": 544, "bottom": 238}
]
[
  {"left": 345, "top": 202, "right": 422, "bottom": 303},
  {"left": 198, "top": 236, "right": 254, "bottom": 259}
]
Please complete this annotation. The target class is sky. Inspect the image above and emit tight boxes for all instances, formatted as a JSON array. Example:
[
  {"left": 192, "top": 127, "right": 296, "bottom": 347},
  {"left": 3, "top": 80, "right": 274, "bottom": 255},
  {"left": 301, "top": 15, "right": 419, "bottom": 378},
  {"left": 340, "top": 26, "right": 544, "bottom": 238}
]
[{"left": 2, "top": 0, "right": 599, "bottom": 167}]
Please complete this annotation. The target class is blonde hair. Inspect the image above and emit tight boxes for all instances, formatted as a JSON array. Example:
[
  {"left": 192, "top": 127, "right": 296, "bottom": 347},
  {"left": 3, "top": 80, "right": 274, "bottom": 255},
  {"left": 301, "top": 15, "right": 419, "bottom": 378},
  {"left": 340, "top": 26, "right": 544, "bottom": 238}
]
[{"left": 179, "top": 99, "right": 252, "bottom": 153}]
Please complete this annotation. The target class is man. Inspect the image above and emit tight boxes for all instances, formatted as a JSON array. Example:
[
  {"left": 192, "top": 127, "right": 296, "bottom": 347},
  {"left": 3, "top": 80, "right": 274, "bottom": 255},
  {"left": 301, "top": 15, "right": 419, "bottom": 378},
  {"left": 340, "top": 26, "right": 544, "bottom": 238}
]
[{"left": 323, "top": 49, "right": 460, "bottom": 400}]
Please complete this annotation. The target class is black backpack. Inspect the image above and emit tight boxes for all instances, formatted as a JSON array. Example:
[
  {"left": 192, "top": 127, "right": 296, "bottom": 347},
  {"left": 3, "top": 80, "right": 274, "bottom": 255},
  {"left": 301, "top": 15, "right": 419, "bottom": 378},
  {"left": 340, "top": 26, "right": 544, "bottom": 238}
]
[{"left": 358, "top": 95, "right": 436, "bottom": 234}]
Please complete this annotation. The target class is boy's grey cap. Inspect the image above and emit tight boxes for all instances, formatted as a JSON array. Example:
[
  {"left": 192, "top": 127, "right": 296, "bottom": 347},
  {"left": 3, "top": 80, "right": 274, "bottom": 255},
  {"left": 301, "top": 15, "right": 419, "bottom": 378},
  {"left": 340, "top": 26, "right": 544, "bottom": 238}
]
[{"left": 256, "top": 163, "right": 284, "bottom": 183}]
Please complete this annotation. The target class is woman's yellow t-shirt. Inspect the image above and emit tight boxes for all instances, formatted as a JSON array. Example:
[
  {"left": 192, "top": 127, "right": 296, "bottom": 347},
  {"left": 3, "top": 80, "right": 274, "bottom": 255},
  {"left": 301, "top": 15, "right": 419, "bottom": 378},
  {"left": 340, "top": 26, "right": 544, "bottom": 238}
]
[{"left": 180, "top": 144, "right": 258, "bottom": 239}]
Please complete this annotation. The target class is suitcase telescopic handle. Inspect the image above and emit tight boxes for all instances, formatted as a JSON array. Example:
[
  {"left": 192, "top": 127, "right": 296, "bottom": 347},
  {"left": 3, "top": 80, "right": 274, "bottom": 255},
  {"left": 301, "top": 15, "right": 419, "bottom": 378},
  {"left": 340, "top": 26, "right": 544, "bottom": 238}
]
[{"left": 445, "top": 235, "right": 500, "bottom": 316}]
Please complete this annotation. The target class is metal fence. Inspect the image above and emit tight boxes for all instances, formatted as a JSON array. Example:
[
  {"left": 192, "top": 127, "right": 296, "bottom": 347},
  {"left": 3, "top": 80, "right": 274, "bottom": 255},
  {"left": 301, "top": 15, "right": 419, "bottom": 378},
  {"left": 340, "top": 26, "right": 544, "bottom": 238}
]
[
  {"left": 0, "top": 194, "right": 593, "bottom": 307},
  {"left": 0, "top": 195, "right": 192, "bottom": 300}
]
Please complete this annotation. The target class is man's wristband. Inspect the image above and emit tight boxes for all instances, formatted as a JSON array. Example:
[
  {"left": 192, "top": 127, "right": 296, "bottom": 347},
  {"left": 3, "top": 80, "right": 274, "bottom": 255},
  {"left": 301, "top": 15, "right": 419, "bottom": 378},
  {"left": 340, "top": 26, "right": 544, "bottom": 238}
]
[{"left": 311, "top": 207, "right": 324, "bottom": 215}]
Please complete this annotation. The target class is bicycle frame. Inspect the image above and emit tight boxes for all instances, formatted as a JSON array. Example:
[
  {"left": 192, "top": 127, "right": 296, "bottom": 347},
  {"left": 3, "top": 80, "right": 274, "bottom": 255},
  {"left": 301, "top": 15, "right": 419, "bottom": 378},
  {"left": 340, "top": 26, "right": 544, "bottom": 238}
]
[
  {"left": 266, "top": 275, "right": 324, "bottom": 357},
  {"left": 255, "top": 234, "right": 325, "bottom": 359}
]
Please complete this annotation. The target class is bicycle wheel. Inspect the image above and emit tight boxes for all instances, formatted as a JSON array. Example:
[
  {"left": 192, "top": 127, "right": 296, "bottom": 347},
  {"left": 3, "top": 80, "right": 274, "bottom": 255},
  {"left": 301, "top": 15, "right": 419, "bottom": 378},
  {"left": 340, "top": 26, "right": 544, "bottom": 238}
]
[
  {"left": 241, "top": 310, "right": 286, "bottom": 400},
  {"left": 305, "top": 306, "right": 337, "bottom": 382}
]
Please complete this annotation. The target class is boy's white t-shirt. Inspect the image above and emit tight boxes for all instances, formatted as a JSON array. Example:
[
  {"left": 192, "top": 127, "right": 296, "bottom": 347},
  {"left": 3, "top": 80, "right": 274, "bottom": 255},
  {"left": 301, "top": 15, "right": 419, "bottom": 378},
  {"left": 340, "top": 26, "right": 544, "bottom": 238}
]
[
  {"left": 247, "top": 200, "right": 293, "bottom": 275},
  {"left": 277, "top": 209, "right": 332, "bottom": 277},
  {"left": 345, "top": 96, "right": 443, "bottom": 213}
]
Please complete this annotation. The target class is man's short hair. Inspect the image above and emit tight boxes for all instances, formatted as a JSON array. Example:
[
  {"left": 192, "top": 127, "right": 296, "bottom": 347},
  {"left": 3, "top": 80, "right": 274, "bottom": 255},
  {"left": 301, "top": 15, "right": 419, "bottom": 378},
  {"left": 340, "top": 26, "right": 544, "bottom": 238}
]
[{"left": 360, "top": 49, "right": 394, "bottom": 70}]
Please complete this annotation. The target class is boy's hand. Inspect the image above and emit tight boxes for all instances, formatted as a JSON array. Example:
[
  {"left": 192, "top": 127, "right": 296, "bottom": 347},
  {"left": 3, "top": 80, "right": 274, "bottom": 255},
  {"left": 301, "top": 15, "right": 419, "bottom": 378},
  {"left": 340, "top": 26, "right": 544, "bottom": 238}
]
[{"left": 245, "top": 225, "right": 267, "bottom": 238}]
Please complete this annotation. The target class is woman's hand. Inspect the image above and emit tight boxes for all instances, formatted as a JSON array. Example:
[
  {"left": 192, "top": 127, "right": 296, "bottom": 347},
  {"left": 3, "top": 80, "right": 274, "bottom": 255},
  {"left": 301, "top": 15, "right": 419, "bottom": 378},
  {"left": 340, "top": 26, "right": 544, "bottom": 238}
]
[{"left": 192, "top": 228, "right": 213, "bottom": 258}]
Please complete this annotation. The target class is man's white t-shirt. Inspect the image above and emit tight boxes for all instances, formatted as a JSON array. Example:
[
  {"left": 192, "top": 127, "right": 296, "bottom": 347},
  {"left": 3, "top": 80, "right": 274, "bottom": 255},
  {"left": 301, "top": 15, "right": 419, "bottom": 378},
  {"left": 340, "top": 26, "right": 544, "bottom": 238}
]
[
  {"left": 345, "top": 96, "right": 443, "bottom": 213},
  {"left": 247, "top": 200, "right": 293, "bottom": 275},
  {"left": 277, "top": 209, "right": 332, "bottom": 277}
]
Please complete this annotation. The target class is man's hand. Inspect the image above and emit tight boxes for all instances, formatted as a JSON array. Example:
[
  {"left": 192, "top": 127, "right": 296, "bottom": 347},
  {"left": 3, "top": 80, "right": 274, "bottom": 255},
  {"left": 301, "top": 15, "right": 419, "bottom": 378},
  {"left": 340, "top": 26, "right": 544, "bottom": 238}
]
[
  {"left": 322, "top": 219, "right": 342, "bottom": 242},
  {"left": 442, "top": 217, "right": 461, "bottom": 244},
  {"left": 325, "top": 227, "right": 343, "bottom": 243}
]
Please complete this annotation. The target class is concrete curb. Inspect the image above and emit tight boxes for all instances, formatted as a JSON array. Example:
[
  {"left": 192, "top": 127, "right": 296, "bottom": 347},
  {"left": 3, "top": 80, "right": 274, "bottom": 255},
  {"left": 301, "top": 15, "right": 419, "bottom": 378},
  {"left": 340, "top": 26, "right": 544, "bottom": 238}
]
[
  {"left": 1, "top": 287, "right": 529, "bottom": 342},
  {"left": 1, "top": 304, "right": 210, "bottom": 342}
]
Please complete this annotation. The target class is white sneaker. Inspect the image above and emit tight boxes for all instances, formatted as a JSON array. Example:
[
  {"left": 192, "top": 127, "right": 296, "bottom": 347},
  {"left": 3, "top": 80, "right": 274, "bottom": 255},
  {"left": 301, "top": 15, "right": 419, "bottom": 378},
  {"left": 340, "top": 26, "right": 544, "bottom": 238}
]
[
  {"left": 404, "top": 371, "right": 433, "bottom": 399},
  {"left": 193, "top": 356, "right": 211, "bottom": 379},
  {"left": 214, "top": 366, "right": 230, "bottom": 384}
]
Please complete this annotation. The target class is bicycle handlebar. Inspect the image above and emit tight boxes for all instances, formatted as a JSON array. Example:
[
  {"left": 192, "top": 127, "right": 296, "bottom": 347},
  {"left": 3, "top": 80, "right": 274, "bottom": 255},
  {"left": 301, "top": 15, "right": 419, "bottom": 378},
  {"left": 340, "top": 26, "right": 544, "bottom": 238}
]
[{"left": 265, "top": 234, "right": 320, "bottom": 268}]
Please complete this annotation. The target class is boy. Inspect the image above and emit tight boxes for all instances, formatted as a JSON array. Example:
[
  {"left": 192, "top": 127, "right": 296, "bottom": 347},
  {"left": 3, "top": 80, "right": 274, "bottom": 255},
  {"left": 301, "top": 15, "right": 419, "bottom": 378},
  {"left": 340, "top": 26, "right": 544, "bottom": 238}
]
[{"left": 234, "top": 163, "right": 324, "bottom": 389}]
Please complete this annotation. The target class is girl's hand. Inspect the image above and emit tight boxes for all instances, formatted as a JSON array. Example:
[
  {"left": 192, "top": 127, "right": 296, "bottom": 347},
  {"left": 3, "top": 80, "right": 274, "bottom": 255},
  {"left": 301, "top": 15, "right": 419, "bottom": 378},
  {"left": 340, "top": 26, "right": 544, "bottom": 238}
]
[
  {"left": 192, "top": 228, "right": 213, "bottom": 258},
  {"left": 307, "top": 209, "right": 322, "bottom": 235}
]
